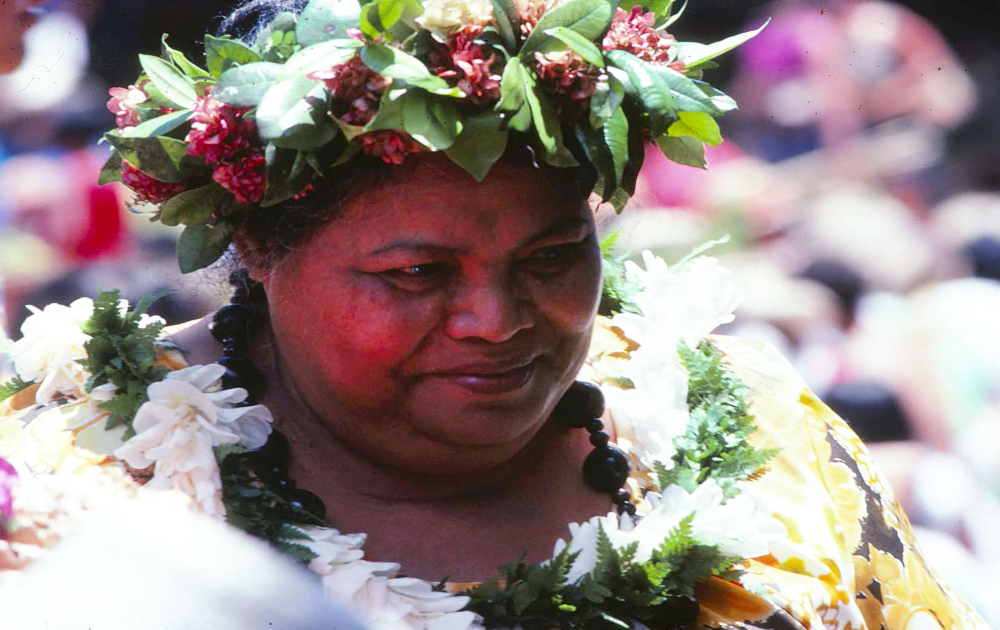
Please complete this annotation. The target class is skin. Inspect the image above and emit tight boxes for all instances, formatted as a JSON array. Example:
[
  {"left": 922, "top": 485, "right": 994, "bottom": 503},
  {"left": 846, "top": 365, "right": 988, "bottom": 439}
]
[
  {"left": 223, "top": 154, "right": 613, "bottom": 578},
  {"left": 0, "top": 0, "right": 43, "bottom": 73}
]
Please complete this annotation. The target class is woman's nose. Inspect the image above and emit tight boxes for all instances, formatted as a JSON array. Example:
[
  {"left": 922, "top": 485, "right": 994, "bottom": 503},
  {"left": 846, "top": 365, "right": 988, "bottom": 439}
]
[{"left": 445, "top": 279, "right": 534, "bottom": 343}]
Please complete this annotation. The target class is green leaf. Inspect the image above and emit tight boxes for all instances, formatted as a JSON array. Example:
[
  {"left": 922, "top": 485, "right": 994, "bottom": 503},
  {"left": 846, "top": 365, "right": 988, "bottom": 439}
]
[
  {"left": 446, "top": 111, "right": 508, "bottom": 181},
  {"left": 162, "top": 35, "right": 210, "bottom": 78},
  {"left": 401, "top": 91, "right": 462, "bottom": 150},
  {"left": 256, "top": 77, "right": 337, "bottom": 149},
  {"left": 604, "top": 107, "right": 629, "bottom": 182},
  {"left": 359, "top": 45, "right": 462, "bottom": 96},
  {"left": 120, "top": 108, "right": 194, "bottom": 139},
  {"left": 364, "top": 88, "right": 406, "bottom": 132},
  {"left": 98, "top": 153, "right": 123, "bottom": 185},
  {"left": 589, "top": 74, "right": 624, "bottom": 129},
  {"left": 542, "top": 26, "right": 604, "bottom": 67},
  {"left": 656, "top": 135, "right": 706, "bottom": 168},
  {"left": 297, "top": 0, "right": 363, "bottom": 46},
  {"left": 279, "top": 39, "right": 362, "bottom": 79},
  {"left": 675, "top": 19, "right": 769, "bottom": 71},
  {"left": 212, "top": 62, "right": 285, "bottom": 107},
  {"left": 488, "top": 0, "right": 520, "bottom": 52},
  {"left": 694, "top": 81, "right": 738, "bottom": 113},
  {"left": 659, "top": 0, "right": 686, "bottom": 29},
  {"left": 520, "top": 0, "right": 613, "bottom": 58},
  {"left": 105, "top": 134, "right": 202, "bottom": 183},
  {"left": 496, "top": 57, "right": 532, "bottom": 133},
  {"left": 667, "top": 110, "right": 721, "bottom": 146},
  {"left": 605, "top": 51, "right": 677, "bottom": 133},
  {"left": 138, "top": 54, "right": 197, "bottom": 109},
  {"left": 262, "top": 143, "right": 327, "bottom": 206},
  {"left": 204, "top": 35, "right": 264, "bottom": 77},
  {"left": 177, "top": 222, "right": 233, "bottom": 273},
  {"left": 0, "top": 376, "right": 33, "bottom": 403},
  {"left": 377, "top": 0, "right": 406, "bottom": 32},
  {"left": 159, "top": 183, "right": 229, "bottom": 227}
]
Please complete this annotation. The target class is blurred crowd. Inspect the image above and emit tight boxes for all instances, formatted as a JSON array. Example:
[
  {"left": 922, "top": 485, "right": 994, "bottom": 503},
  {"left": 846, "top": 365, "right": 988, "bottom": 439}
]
[{"left": 0, "top": 0, "right": 997, "bottom": 622}]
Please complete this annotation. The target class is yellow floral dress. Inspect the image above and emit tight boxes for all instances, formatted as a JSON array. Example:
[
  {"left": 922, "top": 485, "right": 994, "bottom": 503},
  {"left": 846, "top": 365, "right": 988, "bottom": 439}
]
[{"left": 684, "top": 336, "right": 989, "bottom": 630}]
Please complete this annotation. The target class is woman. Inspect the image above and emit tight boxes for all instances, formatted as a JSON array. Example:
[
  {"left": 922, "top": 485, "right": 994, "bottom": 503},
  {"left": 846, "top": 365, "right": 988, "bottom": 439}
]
[{"left": 0, "top": 0, "right": 988, "bottom": 628}]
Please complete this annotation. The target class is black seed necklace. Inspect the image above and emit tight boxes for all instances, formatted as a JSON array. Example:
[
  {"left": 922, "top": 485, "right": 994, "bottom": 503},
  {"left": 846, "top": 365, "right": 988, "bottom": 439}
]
[{"left": 209, "top": 271, "right": 636, "bottom": 521}]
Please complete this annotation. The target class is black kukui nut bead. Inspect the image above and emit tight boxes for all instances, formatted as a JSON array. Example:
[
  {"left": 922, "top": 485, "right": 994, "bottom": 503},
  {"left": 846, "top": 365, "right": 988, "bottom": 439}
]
[
  {"left": 656, "top": 596, "right": 700, "bottom": 628},
  {"left": 585, "top": 418, "right": 604, "bottom": 434},
  {"left": 288, "top": 489, "right": 326, "bottom": 519},
  {"left": 274, "top": 477, "right": 297, "bottom": 495},
  {"left": 613, "top": 488, "right": 631, "bottom": 505},
  {"left": 258, "top": 430, "right": 291, "bottom": 466},
  {"left": 589, "top": 430, "right": 610, "bottom": 447},
  {"left": 617, "top": 500, "right": 636, "bottom": 516},
  {"left": 582, "top": 444, "right": 630, "bottom": 495},
  {"left": 210, "top": 304, "right": 255, "bottom": 343},
  {"left": 217, "top": 356, "right": 266, "bottom": 400},
  {"left": 553, "top": 381, "right": 605, "bottom": 428}
]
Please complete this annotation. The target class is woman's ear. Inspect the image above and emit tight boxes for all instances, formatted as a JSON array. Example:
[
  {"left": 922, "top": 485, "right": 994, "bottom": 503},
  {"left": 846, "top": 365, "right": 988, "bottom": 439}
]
[{"left": 231, "top": 231, "right": 273, "bottom": 292}]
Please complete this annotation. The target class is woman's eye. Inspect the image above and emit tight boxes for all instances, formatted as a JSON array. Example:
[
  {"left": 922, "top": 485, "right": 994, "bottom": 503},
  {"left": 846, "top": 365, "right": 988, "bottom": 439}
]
[
  {"left": 520, "top": 243, "right": 582, "bottom": 274},
  {"left": 380, "top": 263, "right": 450, "bottom": 290}
]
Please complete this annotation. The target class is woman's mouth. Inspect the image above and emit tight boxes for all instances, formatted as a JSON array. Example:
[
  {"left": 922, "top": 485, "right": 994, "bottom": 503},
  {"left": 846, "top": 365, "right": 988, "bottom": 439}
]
[{"left": 430, "top": 359, "right": 538, "bottom": 395}]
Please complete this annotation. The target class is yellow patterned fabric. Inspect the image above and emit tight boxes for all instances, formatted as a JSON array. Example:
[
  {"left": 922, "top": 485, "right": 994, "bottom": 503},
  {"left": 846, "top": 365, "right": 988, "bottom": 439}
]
[{"left": 698, "top": 336, "right": 989, "bottom": 630}]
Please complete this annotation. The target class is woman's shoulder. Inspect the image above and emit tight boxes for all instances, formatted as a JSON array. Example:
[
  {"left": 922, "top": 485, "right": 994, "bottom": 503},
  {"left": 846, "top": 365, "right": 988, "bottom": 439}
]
[{"left": 709, "top": 335, "right": 988, "bottom": 630}]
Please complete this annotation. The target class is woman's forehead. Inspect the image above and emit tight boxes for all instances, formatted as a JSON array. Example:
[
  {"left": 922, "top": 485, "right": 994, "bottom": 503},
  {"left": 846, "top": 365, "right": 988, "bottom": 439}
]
[{"left": 326, "top": 160, "right": 589, "bottom": 253}]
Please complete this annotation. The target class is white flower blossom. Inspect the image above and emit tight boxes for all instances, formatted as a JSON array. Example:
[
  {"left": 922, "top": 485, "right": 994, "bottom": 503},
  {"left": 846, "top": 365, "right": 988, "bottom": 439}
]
[
  {"left": 601, "top": 253, "right": 741, "bottom": 468},
  {"left": 10, "top": 298, "right": 94, "bottom": 404},
  {"left": 114, "top": 364, "right": 272, "bottom": 517},
  {"left": 553, "top": 480, "right": 783, "bottom": 585},
  {"left": 415, "top": 0, "right": 494, "bottom": 41}
]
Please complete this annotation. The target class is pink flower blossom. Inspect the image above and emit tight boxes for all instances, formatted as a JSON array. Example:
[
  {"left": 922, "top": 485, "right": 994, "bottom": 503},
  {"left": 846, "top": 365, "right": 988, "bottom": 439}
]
[
  {"left": 515, "top": 0, "right": 561, "bottom": 37},
  {"left": 185, "top": 94, "right": 256, "bottom": 165},
  {"left": 429, "top": 36, "right": 502, "bottom": 106},
  {"left": 212, "top": 153, "right": 266, "bottom": 204},
  {"left": 358, "top": 131, "right": 425, "bottom": 164},
  {"left": 309, "top": 56, "right": 391, "bottom": 127},
  {"left": 107, "top": 83, "right": 149, "bottom": 130},
  {"left": 603, "top": 7, "right": 685, "bottom": 71},
  {"left": 120, "top": 161, "right": 187, "bottom": 204}
]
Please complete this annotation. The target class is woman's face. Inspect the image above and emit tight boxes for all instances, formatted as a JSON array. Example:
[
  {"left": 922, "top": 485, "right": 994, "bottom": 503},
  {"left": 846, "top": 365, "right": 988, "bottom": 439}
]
[{"left": 257, "top": 156, "right": 602, "bottom": 473}]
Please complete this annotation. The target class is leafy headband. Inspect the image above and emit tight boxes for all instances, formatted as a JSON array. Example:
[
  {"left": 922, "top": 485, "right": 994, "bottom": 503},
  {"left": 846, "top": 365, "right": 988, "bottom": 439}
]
[{"left": 101, "top": 0, "right": 764, "bottom": 272}]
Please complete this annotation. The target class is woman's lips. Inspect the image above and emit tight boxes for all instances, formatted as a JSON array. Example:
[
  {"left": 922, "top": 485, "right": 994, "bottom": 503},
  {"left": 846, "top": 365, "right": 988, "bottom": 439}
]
[{"left": 431, "top": 359, "right": 537, "bottom": 395}]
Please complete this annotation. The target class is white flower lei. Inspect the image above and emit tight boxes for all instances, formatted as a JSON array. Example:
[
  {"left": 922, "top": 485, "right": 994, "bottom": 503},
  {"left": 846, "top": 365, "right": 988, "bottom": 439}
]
[{"left": 0, "top": 252, "right": 784, "bottom": 630}]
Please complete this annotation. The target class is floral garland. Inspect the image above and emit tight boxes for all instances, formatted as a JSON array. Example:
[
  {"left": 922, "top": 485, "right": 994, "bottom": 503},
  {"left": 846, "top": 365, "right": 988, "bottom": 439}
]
[
  {"left": 100, "top": 0, "right": 765, "bottom": 272},
  {"left": 0, "top": 251, "right": 783, "bottom": 630}
]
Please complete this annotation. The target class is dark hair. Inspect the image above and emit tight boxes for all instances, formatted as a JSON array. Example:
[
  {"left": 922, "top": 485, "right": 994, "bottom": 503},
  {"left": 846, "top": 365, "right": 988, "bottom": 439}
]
[{"left": 221, "top": 1, "right": 593, "bottom": 270}]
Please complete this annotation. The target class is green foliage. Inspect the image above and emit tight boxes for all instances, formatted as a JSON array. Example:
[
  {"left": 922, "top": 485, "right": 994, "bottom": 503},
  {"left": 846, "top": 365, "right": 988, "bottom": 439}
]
[
  {"left": 0, "top": 376, "right": 33, "bottom": 404},
  {"left": 657, "top": 341, "right": 778, "bottom": 498},
  {"left": 78, "top": 290, "right": 171, "bottom": 439},
  {"left": 218, "top": 449, "right": 326, "bottom": 562},
  {"left": 598, "top": 231, "right": 639, "bottom": 317},
  {"left": 465, "top": 520, "right": 738, "bottom": 629}
]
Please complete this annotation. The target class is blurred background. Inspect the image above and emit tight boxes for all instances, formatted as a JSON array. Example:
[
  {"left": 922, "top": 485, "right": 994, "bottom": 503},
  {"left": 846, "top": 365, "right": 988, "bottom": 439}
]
[{"left": 0, "top": 0, "right": 996, "bottom": 621}]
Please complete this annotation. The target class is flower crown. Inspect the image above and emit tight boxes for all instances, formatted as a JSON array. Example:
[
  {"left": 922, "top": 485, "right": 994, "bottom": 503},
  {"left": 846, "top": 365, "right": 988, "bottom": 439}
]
[{"left": 102, "top": 0, "right": 764, "bottom": 272}]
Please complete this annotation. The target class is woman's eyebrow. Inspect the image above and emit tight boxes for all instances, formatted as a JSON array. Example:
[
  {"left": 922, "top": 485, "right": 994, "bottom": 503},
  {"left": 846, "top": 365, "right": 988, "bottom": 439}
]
[
  {"left": 519, "top": 217, "right": 589, "bottom": 247},
  {"left": 367, "top": 239, "right": 468, "bottom": 257}
]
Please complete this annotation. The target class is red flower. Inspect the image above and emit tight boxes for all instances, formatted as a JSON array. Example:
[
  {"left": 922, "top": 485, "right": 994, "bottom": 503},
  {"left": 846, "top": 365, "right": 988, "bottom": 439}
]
[
  {"left": 358, "top": 131, "right": 425, "bottom": 164},
  {"left": 309, "top": 56, "right": 391, "bottom": 127},
  {"left": 428, "top": 36, "right": 502, "bottom": 107},
  {"left": 120, "top": 161, "right": 187, "bottom": 204},
  {"left": 212, "top": 154, "right": 266, "bottom": 204},
  {"left": 603, "top": 7, "right": 686, "bottom": 71},
  {"left": 532, "top": 49, "right": 600, "bottom": 117},
  {"left": 185, "top": 94, "right": 256, "bottom": 164}
]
